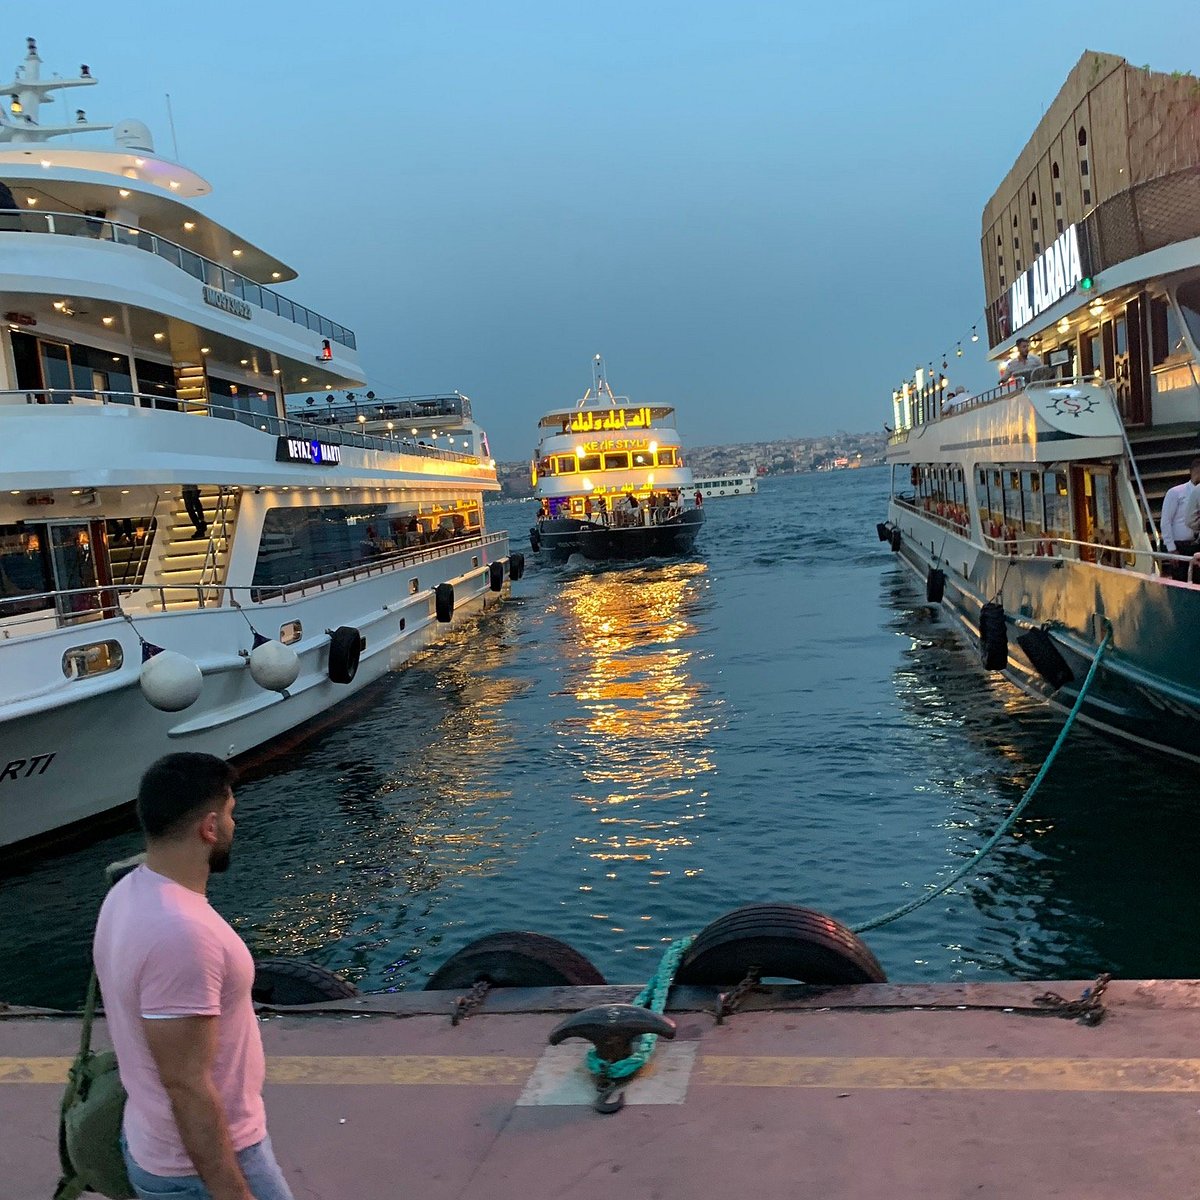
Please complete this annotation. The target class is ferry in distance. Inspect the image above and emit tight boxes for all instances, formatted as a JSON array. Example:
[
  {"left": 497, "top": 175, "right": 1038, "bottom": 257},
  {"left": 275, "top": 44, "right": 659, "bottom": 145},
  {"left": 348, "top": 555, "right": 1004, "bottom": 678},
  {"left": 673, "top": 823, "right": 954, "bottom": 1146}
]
[{"left": 529, "top": 356, "right": 704, "bottom": 560}]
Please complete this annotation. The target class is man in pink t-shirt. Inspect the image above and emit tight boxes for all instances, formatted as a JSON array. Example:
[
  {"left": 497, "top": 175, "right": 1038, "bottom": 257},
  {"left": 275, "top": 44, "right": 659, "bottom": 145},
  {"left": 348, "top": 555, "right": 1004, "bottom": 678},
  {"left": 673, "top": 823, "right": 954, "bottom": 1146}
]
[{"left": 94, "top": 752, "right": 293, "bottom": 1200}]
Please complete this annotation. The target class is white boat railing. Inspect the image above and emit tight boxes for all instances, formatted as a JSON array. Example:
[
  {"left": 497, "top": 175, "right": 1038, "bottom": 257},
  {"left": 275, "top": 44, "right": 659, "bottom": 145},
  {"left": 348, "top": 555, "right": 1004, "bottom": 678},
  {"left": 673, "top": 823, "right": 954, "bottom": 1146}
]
[
  {"left": 0, "top": 532, "right": 508, "bottom": 635},
  {"left": 0, "top": 390, "right": 483, "bottom": 465},
  {"left": 0, "top": 210, "right": 356, "bottom": 348}
]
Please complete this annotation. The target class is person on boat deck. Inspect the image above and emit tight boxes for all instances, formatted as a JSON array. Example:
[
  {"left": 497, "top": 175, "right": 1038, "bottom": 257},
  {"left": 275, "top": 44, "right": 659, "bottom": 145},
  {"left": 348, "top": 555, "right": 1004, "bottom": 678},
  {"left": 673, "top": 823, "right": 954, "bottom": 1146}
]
[
  {"left": 694, "top": 489, "right": 704, "bottom": 508},
  {"left": 595, "top": 494, "right": 608, "bottom": 525},
  {"left": 1002, "top": 337, "right": 1043, "bottom": 382},
  {"left": 1170, "top": 458, "right": 1200, "bottom": 575},
  {"left": 583, "top": 496, "right": 594, "bottom": 521},
  {"left": 538, "top": 498, "right": 549, "bottom": 521}
]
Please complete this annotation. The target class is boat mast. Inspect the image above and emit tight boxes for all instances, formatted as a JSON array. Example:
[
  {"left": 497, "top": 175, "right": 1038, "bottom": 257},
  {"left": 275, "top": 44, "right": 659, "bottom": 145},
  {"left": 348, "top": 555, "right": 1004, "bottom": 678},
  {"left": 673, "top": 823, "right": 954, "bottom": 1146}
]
[{"left": 0, "top": 37, "right": 111, "bottom": 142}]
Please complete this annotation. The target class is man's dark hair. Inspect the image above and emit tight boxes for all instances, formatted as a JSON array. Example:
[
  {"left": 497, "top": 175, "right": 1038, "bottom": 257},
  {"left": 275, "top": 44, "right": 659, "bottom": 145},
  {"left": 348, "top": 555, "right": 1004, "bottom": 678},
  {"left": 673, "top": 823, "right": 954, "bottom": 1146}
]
[
  {"left": 1190, "top": 457, "right": 1200, "bottom": 472},
  {"left": 137, "top": 753, "right": 237, "bottom": 840}
]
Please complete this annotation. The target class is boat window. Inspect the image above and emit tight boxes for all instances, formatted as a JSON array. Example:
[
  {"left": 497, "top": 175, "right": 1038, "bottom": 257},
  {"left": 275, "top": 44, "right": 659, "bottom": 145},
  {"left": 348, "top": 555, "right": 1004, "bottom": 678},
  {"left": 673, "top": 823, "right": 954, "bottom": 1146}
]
[
  {"left": 1043, "top": 471, "right": 1071, "bottom": 541},
  {"left": 279, "top": 620, "right": 302, "bottom": 645},
  {"left": 1150, "top": 295, "right": 1191, "bottom": 365},
  {"left": 631, "top": 450, "right": 653, "bottom": 467},
  {"left": 1175, "top": 282, "right": 1200, "bottom": 353},
  {"left": 251, "top": 499, "right": 482, "bottom": 596},
  {"left": 578, "top": 454, "right": 602, "bottom": 473},
  {"left": 0, "top": 524, "right": 53, "bottom": 618},
  {"left": 1021, "top": 471, "right": 1043, "bottom": 535},
  {"left": 656, "top": 449, "right": 676, "bottom": 466},
  {"left": 555, "top": 455, "right": 577, "bottom": 474},
  {"left": 62, "top": 640, "right": 123, "bottom": 680},
  {"left": 603, "top": 452, "right": 629, "bottom": 470}
]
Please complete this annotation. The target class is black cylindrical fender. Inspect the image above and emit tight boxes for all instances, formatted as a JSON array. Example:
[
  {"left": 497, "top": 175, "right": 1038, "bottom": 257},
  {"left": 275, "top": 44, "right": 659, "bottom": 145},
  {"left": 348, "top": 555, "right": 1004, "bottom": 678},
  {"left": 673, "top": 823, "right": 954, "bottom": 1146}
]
[
  {"left": 327, "top": 626, "right": 362, "bottom": 684},
  {"left": 435, "top": 582, "right": 455, "bottom": 623}
]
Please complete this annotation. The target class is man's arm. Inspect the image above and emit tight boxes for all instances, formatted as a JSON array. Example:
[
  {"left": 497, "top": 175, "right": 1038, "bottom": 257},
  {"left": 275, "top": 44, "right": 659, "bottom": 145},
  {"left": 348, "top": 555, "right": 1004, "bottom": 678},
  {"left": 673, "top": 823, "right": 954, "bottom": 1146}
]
[
  {"left": 1162, "top": 488, "right": 1180, "bottom": 552},
  {"left": 142, "top": 1016, "right": 253, "bottom": 1200}
]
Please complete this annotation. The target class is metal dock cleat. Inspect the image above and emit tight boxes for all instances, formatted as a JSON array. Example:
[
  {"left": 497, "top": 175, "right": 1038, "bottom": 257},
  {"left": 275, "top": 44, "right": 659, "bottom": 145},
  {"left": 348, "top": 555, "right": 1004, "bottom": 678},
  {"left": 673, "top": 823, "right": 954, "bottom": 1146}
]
[{"left": 548, "top": 1004, "right": 677, "bottom": 1114}]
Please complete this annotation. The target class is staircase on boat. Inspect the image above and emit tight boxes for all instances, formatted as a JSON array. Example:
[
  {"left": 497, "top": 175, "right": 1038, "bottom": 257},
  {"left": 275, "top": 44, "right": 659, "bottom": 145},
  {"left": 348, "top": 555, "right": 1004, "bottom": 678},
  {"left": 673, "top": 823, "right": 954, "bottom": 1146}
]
[
  {"left": 151, "top": 486, "right": 239, "bottom": 610},
  {"left": 1127, "top": 425, "right": 1200, "bottom": 539}
]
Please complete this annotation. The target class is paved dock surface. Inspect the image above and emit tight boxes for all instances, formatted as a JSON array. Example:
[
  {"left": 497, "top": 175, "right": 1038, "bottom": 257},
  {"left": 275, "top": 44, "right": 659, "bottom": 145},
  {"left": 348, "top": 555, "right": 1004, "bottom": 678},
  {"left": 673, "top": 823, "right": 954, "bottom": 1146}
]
[{"left": 4, "top": 979, "right": 1200, "bottom": 1199}]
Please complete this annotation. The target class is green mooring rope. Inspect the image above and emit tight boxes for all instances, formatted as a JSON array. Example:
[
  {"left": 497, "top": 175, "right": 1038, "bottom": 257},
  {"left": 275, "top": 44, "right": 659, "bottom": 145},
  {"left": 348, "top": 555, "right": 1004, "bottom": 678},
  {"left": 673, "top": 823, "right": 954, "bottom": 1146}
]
[
  {"left": 584, "top": 625, "right": 1112, "bottom": 1086},
  {"left": 851, "top": 624, "right": 1113, "bottom": 934},
  {"left": 585, "top": 934, "right": 695, "bottom": 1082}
]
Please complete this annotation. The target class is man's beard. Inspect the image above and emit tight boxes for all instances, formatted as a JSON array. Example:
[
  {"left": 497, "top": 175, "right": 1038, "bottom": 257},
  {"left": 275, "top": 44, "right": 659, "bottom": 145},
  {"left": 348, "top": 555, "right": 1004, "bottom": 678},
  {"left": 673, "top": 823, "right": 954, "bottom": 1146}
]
[{"left": 209, "top": 840, "right": 233, "bottom": 874}]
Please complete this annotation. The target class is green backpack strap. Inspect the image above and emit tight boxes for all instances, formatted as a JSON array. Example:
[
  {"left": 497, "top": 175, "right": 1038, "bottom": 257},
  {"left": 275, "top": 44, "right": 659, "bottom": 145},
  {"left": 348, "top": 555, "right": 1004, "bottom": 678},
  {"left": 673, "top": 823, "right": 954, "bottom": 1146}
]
[{"left": 54, "top": 854, "right": 144, "bottom": 1200}]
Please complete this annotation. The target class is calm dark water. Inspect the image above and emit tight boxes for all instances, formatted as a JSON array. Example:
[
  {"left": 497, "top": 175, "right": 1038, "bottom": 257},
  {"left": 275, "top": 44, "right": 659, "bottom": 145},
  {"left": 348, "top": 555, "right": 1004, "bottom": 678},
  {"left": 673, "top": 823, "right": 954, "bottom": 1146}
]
[{"left": 4, "top": 468, "right": 1199, "bottom": 1007}]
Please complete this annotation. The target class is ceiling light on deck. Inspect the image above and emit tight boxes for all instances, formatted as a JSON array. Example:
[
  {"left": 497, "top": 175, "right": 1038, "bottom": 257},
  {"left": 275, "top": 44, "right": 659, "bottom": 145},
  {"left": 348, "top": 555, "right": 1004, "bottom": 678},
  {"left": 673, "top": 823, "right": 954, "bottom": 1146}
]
[
  {"left": 102, "top": 316, "right": 115, "bottom": 326},
  {"left": 118, "top": 188, "right": 130, "bottom": 197},
  {"left": 134, "top": 158, "right": 145, "bottom": 167},
  {"left": 183, "top": 221, "right": 195, "bottom": 232},
  {"left": 169, "top": 180, "right": 180, "bottom": 190},
  {"left": 581, "top": 477, "right": 593, "bottom": 491},
  {"left": 40, "top": 159, "right": 51, "bottom": 168},
  {"left": 52, "top": 300, "right": 67, "bottom": 311},
  {"left": 1057, "top": 317, "right": 1071, "bottom": 333},
  {"left": 154, "top": 331, "right": 165, "bottom": 341},
  {"left": 272, "top": 368, "right": 280, "bottom": 375},
  {"left": 271, "top": 271, "right": 281, "bottom": 279},
  {"left": 25, "top": 196, "right": 38, "bottom": 206},
  {"left": 300, "top": 376, "right": 308, "bottom": 383},
  {"left": 200, "top": 347, "right": 210, "bottom": 354},
  {"left": 240, "top": 358, "right": 249, "bottom": 365},
  {"left": 9, "top": 490, "right": 20, "bottom": 495},
  {"left": 649, "top": 441, "right": 658, "bottom": 453},
  {"left": 232, "top": 249, "right": 243, "bottom": 257}
]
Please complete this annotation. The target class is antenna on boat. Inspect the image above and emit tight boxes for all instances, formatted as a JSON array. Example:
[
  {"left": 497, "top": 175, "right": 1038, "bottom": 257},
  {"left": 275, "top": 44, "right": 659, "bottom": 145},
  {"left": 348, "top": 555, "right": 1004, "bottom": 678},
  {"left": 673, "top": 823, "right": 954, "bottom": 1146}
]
[
  {"left": 0, "top": 37, "right": 111, "bottom": 143},
  {"left": 593, "top": 353, "right": 615, "bottom": 404},
  {"left": 165, "top": 92, "right": 179, "bottom": 159}
]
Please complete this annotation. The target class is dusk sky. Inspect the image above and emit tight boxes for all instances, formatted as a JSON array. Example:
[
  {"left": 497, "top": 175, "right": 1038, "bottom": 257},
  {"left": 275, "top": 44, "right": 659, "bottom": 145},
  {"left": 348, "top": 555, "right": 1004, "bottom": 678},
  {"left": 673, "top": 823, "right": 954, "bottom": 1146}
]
[{"left": 36, "top": 2, "right": 1200, "bottom": 459}]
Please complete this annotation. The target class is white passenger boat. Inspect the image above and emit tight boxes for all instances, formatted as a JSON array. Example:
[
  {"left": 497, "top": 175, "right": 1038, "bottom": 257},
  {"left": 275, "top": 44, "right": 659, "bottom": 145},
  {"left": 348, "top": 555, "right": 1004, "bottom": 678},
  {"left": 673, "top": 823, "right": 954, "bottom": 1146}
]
[
  {"left": 0, "top": 38, "right": 516, "bottom": 851},
  {"left": 529, "top": 356, "right": 704, "bottom": 560},
  {"left": 882, "top": 51, "right": 1200, "bottom": 761},
  {"left": 691, "top": 475, "right": 758, "bottom": 498}
]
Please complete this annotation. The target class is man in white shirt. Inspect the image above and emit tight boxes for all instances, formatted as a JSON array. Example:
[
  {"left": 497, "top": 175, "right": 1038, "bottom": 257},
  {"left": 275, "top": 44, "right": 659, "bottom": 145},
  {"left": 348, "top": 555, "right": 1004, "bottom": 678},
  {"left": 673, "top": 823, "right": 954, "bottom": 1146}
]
[
  {"left": 1160, "top": 457, "right": 1200, "bottom": 578},
  {"left": 1003, "top": 337, "right": 1044, "bottom": 382}
]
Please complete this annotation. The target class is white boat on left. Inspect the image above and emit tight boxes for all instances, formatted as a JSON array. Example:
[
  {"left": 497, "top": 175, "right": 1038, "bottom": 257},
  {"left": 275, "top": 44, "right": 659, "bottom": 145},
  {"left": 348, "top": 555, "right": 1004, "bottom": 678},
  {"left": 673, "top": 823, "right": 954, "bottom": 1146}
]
[{"left": 0, "top": 38, "right": 518, "bottom": 853}]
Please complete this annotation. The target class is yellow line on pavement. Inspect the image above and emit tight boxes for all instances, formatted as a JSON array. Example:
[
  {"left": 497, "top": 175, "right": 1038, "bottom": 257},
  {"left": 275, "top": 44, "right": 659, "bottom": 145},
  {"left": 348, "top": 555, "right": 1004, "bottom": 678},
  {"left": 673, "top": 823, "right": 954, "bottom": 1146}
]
[
  {"left": 9, "top": 1053, "right": 1200, "bottom": 1092},
  {"left": 695, "top": 1055, "right": 1200, "bottom": 1092}
]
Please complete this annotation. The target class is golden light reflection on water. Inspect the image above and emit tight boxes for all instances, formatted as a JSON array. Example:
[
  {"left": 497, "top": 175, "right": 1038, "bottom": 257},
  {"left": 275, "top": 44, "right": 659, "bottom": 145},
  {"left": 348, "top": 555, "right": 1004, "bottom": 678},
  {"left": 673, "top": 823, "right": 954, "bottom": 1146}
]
[{"left": 554, "top": 563, "right": 716, "bottom": 882}]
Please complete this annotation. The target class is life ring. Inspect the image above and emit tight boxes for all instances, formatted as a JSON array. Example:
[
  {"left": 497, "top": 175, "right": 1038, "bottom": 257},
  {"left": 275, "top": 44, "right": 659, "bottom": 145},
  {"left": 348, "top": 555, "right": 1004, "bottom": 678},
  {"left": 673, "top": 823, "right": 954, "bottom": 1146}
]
[
  {"left": 327, "top": 626, "right": 362, "bottom": 684},
  {"left": 674, "top": 904, "right": 887, "bottom": 986},
  {"left": 435, "top": 582, "right": 454, "bottom": 623},
  {"left": 509, "top": 552, "right": 525, "bottom": 581},
  {"left": 488, "top": 561, "right": 504, "bottom": 592},
  {"left": 424, "top": 931, "right": 606, "bottom": 990},
  {"left": 979, "top": 601, "right": 1008, "bottom": 671},
  {"left": 252, "top": 958, "right": 359, "bottom": 1006}
]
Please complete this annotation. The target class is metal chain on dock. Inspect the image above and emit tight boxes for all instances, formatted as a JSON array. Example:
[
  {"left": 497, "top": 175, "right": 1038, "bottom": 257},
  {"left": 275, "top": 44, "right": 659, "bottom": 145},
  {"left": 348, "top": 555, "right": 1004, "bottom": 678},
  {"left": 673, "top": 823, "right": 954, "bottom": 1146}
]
[
  {"left": 713, "top": 966, "right": 761, "bottom": 1025},
  {"left": 450, "top": 978, "right": 491, "bottom": 1025},
  {"left": 584, "top": 935, "right": 694, "bottom": 1084},
  {"left": 851, "top": 622, "right": 1113, "bottom": 936},
  {"left": 1033, "top": 973, "right": 1112, "bottom": 1026}
]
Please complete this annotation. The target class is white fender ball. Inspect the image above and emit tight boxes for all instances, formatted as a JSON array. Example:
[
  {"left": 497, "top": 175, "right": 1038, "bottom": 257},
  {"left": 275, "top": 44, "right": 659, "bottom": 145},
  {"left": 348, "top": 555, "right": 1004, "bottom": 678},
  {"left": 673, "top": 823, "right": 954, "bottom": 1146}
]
[
  {"left": 140, "top": 650, "right": 203, "bottom": 712},
  {"left": 248, "top": 639, "right": 301, "bottom": 692}
]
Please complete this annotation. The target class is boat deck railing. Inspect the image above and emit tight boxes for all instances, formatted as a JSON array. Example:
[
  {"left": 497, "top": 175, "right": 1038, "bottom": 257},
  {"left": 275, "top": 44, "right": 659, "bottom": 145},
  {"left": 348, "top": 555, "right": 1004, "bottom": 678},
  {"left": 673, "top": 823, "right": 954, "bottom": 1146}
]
[
  {"left": 0, "top": 533, "right": 508, "bottom": 636},
  {"left": 0, "top": 210, "right": 356, "bottom": 348},
  {"left": 0, "top": 390, "right": 483, "bottom": 465},
  {"left": 288, "top": 394, "right": 473, "bottom": 427},
  {"left": 893, "top": 495, "right": 1200, "bottom": 581}
]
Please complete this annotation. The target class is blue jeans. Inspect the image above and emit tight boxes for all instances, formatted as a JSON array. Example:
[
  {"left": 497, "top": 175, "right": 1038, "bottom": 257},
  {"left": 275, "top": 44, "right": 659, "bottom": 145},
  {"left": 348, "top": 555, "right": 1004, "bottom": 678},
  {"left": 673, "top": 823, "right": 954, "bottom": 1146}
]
[{"left": 121, "top": 1134, "right": 294, "bottom": 1200}]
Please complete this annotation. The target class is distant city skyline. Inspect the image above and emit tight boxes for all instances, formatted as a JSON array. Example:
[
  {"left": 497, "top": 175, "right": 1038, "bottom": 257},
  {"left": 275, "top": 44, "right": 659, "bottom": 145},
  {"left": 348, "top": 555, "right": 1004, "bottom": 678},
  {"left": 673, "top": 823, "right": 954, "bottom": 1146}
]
[{"left": 35, "top": 1, "right": 1200, "bottom": 459}]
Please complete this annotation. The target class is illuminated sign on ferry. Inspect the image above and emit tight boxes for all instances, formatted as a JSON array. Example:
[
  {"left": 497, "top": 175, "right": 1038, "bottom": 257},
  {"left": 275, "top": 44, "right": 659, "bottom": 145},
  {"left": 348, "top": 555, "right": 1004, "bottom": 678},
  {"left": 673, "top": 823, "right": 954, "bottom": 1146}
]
[
  {"left": 1009, "top": 224, "right": 1090, "bottom": 333},
  {"left": 569, "top": 407, "right": 653, "bottom": 434},
  {"left": 202, "top": 285, "right": 253, "bottom": 320},
  {"left": 275, "top": 436, "right": 342, "bottom": 465},
  {"left": 582, "top": 438, "right": 649, "bottom": 452}
]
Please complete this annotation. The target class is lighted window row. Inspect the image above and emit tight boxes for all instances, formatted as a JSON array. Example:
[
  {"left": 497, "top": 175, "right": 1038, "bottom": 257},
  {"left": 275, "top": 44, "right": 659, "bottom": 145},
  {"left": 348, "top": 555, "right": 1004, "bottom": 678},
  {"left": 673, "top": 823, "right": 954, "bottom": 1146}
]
[{"left": 542, "top": 448, "right": 677, "bottom": 475}]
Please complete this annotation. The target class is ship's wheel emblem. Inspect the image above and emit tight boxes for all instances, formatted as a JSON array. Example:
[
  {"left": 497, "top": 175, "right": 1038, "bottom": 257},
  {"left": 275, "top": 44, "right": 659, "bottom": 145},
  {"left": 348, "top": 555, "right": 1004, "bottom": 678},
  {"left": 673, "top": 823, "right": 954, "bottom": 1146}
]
[{"left": 1047, "top": 392, "right": 1097, "bottom": 418}]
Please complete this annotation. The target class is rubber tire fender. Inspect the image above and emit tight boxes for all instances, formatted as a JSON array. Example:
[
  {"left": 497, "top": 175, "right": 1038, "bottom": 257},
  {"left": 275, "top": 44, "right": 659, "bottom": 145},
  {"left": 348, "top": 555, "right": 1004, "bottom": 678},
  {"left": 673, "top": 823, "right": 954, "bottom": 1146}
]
[
  {"left": 488, "top": 560, "right": 504, "bottom": 592},
  {"left": 889, "top": 528, "right": 902, "bottom": 552},
  {"left": 529, "top": 527, "right": 541, "bottom": 552},
  {"left": 979, "top": 601, "right": 1009, "bottom": 671},
  {"left": 252, "top": 958, "right": 359, "bottom": 1006},
  {"left": 424, "top": 931, "right": 606, "bottom": 990},
  {"left": 876, "top": 522, "right": 891, "bottom": 542},
  {"left": 1017, "top": 626, "right": 1074, "bottom": 690},
  {"left": 926, "top": 567, "right": 946, "bottom": 604},
  {"left": 435, "top": 582, "right": 454, "bottom": 623},
  {"left": 327, "top": 625, "right": 362, "bottom": 685},
  {"left": 674, "top": 903, "right": 887, "bottom": 986},
  {"left": 510, "top": 552, "right": 525, "bottom": 580}
]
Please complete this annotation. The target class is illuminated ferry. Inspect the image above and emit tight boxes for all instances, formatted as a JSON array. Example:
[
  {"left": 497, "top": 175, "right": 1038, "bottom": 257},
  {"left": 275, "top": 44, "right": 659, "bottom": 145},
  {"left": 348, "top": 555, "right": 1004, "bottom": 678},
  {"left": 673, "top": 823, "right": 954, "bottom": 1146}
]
[
  {"left": 0, "top": 38, "right": 514, "bottom": 851},
  {"left": 882, "top": 51, "right": 1200, "bottom": 760},
  {"left": 529, "top": 356, "right": 704, "bottom": 560}
]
